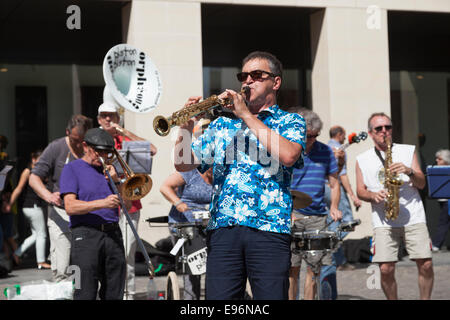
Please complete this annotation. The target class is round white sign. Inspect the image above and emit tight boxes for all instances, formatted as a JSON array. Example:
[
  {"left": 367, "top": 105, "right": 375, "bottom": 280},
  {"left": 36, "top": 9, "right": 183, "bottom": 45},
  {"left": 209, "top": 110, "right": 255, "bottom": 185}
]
[{"left": 103, "top": 44, "right": 162, "bottom": 113}]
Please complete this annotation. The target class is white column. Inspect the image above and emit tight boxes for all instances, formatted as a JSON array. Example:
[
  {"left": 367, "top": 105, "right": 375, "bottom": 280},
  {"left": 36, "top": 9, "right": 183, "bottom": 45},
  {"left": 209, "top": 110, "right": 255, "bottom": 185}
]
[
  {"left": 124, "top": 0, "right": 203, "bottom": 245},
  {"left": 310, "top": 7, "right": 391, "bottom": 239}
]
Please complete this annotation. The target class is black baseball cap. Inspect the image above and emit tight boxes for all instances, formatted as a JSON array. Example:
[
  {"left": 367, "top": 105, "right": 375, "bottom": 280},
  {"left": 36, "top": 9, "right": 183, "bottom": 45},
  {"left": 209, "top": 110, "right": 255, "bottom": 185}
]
[{"left": 84, "top": 128, "right": 115, "bottom": 151}]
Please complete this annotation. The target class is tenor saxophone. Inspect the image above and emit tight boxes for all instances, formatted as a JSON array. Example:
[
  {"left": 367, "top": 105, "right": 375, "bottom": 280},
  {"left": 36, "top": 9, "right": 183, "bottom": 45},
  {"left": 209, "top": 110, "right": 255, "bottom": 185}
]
[
  {"left": 383, "top": 136, "right": 403, "bottom": 220},
  {"left": 153, "top": 87, "right": 250, "bottom": 136}
]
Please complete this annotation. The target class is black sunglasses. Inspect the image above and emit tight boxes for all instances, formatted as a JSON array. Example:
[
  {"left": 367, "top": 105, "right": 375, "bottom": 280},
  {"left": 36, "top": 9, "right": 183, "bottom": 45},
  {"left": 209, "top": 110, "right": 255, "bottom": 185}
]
[
  {"left": 236, "top": 70, "right": 277, "bottom": 82},
  {"left": 373, "top": 125, "right": 392, "bottom": 132},
  {"left": 307, "top": 133, "right": 320, "bottom": 139}
]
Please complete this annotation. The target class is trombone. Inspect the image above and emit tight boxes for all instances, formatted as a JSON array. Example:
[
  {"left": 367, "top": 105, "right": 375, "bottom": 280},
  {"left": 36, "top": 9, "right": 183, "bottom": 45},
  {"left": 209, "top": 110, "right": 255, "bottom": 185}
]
[
  {"left": 99, "top": 149, "right": 155, "bottom": 278},
  {"left": 105, "top": 148, "right": 153, "bottom": 200}
]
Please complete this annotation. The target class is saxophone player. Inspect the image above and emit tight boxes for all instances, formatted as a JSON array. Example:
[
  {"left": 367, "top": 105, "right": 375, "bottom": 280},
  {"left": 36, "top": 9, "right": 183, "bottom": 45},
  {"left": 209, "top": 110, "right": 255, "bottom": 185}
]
[
  {"left": 174, "top": 51, "right": 306, "bottom": 300},
  {"left": 355, "top": 112, "right": 433, "bottom": 300}
]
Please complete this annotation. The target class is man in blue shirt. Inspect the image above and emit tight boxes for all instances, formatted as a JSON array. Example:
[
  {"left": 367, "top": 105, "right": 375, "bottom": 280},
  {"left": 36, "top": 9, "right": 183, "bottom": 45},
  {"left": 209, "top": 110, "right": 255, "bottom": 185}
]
[
  {"left": 288, "top": 108, "right": 342, "bottom": 300},
  {"left": 174, "top": 51, "right": 306, "bottom": 299}
]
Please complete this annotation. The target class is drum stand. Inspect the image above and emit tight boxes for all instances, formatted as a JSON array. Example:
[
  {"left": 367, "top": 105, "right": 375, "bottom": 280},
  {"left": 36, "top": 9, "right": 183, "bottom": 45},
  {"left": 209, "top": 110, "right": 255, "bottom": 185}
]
[
  {"left": 178, "top": 245, "right": 198, "bottom": 300},
  {"left": 167, "top": 224, "right": 201, "bottom": 300},
  {"left": 177, "top": 242, "right": 193, "bottom": 299},
  {"left": 301, "top": 251, "right": 328, "bottom": 301}
]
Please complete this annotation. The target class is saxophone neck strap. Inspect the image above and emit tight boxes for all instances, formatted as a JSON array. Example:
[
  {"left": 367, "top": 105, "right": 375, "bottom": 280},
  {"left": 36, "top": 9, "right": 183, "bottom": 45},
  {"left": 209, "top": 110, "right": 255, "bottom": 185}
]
[{"left": 374, "top": 147, "right": 385, "bottom": 166}]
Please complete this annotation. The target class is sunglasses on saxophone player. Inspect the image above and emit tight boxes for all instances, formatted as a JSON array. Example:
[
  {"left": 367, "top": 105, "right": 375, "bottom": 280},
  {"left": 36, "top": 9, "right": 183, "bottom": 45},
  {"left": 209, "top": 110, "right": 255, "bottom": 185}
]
[
  {"left": 236, "top": 70, "right": 277, "bottom": 82},
  {"left": 373, "top": 125, "right": 392, "bottom": 133}
]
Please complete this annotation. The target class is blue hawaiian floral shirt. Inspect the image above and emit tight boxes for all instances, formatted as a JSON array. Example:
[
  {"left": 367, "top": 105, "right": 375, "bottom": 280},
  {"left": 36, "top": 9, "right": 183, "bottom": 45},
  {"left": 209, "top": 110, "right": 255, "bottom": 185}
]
[{"left": 191, "top": 104, "right": 306, "bottom": 234}]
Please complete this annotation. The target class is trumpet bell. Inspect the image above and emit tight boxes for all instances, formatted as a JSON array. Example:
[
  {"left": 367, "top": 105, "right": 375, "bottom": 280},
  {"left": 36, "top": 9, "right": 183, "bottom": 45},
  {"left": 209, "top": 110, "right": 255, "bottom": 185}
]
[{"left": 122, "top": 173, "right": 153, "bottom": 201}]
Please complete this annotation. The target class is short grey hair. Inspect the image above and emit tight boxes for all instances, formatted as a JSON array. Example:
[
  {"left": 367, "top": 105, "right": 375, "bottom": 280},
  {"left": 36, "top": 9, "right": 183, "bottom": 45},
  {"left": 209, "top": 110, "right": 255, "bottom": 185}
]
[
  {"left": 293, "top": 107, "right": 323, "bottom": 132},
  {"left": 242, "top": 51, "right": 283, "bottom": 78},
  {"left": 436, "top": 149, "right": 450, "bottom": 165},
  {"left": 368, "top": 112, "right": 392, "bottom": 131}
]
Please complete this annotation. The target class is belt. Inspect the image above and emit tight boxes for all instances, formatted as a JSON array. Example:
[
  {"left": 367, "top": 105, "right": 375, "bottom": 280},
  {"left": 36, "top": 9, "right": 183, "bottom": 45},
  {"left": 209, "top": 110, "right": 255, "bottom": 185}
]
[
  {"left": 73, "top": 222, "right": 119, "bottom": 232},
  {"left": 293, "top": 212, "right": 312, "bottom": 219}
]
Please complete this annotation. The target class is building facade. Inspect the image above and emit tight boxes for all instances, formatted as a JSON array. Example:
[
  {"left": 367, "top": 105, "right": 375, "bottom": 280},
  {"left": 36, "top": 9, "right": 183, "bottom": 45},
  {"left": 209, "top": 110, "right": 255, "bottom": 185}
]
[{"left": 1, "top": 0, "right": 449, "bottom": 246}]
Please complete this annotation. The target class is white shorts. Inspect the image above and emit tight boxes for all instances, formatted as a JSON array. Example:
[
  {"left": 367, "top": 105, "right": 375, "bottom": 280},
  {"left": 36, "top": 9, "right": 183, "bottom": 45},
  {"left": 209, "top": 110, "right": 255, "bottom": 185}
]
[{"left": 371, "top": 223, "right": 432, "bottom": 263}]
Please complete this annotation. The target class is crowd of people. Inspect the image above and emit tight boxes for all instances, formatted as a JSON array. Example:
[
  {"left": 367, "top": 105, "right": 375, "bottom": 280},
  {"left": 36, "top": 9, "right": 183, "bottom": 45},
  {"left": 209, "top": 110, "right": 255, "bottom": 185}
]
[
  {"left": 0, "top": 50, "right": 449, "bottom": 300},
  {"left": 0, "top": 104, "right": 156, "bottom": 300}
]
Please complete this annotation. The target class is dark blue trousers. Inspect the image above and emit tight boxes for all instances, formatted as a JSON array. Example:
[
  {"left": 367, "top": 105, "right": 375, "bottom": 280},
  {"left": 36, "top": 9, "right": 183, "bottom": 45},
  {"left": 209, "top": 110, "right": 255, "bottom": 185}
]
[
  {"left": 432, "top": 201, "right": 450, "bottom": 248},
  {"left": 205, "top": 225, "right": 291, "bottom": 300}
]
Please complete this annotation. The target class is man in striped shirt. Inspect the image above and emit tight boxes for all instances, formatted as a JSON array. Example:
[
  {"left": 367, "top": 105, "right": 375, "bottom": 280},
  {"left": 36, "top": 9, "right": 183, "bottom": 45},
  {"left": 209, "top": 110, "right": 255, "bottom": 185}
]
[{"left": 288, "top": 108, "right": 342, "bottom": 300}]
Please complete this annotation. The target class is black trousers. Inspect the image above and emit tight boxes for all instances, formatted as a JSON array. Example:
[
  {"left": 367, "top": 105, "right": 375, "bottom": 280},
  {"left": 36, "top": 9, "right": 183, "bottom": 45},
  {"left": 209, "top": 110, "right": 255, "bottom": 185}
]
[{"left": 70, "top": 225, "right": 126, "bottom": 300}]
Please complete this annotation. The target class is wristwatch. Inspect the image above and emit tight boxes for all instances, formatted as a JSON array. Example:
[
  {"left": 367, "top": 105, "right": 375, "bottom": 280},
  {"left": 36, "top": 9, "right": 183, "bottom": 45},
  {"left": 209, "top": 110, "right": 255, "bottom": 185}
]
[{"left": 407, "top": 168, "right": 414, "bottom": 177}]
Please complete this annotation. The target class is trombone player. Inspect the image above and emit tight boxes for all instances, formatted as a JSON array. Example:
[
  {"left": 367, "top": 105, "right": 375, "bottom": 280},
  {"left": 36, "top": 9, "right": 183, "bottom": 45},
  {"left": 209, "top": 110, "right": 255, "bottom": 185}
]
[
  {"left": 174, "top": 51, "right": 306, "bottom": 299},
  {"left": 59, "top": 128, "right": 129, "bottom": 300}
]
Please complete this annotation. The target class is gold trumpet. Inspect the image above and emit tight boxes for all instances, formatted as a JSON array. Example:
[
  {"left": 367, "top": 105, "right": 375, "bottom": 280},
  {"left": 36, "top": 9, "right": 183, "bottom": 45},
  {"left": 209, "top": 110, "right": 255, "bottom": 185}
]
[
  {"left": 153, "top": 87, "right": 250, "bottom": 136},
  {"left": 105, "top": 148, "right": 152, "bottom": 201}
]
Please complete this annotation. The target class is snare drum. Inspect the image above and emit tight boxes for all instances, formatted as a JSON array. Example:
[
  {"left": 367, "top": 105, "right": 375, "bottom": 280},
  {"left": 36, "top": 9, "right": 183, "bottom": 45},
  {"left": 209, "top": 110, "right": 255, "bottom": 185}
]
[
  {"left": 172, "top": 222, "right": 204, "bottom": 241},
  {"left": 292, "top": 230, "right": 339, "bottom": 254}
]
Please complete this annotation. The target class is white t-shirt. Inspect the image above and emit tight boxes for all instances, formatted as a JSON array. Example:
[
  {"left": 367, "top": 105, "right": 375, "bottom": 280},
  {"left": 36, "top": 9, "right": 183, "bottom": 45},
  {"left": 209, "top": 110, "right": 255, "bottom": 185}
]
[{"left": 356, "top": 144, "right": 426, "bottom": 228}]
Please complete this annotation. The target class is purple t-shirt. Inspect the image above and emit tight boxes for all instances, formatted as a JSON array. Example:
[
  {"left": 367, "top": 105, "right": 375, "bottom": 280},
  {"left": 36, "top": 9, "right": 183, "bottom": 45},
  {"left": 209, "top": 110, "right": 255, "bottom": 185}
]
[{"left": 59, "top": 159, "right": 119, "bottom": 228}]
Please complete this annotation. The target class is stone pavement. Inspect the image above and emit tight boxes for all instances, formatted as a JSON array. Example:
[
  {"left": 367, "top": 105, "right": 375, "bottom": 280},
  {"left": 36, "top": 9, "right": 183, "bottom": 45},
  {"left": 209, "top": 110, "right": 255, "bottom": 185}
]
[
  {"left": 1, "top": 250, "right": 449, "bottom": 300},
  {"left": 333, "top": 251, "right": 450, "bottom": 300}
]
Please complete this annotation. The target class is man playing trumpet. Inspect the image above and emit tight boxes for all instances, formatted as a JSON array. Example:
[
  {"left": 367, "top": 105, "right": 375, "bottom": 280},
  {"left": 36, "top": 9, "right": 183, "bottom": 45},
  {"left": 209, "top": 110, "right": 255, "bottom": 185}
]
[{"left": 174, "top": 51, "right": 306, "bottom": 300}]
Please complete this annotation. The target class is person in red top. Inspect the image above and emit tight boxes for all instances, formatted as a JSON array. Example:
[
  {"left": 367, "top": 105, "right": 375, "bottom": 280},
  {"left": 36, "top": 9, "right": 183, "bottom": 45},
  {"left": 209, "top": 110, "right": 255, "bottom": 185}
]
[{"left": 97, "top": 101, "right": 157, "bottom": 300}]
